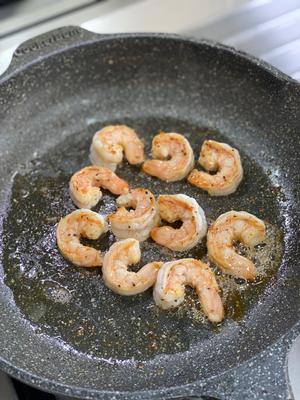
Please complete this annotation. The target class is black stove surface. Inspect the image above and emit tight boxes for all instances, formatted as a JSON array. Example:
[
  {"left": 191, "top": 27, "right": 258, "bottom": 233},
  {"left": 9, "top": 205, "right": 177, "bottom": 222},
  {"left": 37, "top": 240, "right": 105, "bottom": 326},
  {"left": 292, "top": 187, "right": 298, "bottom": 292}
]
[{"left": 12, "top": 379, "right": 56, "bottom": 400}]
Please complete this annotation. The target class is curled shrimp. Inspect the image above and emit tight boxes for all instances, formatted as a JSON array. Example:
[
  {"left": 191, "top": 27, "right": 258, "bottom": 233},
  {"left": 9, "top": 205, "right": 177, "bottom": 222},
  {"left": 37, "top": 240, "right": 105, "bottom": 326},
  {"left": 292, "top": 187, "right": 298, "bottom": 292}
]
[
  {"left": 56, "top": 209, "right": 108, "bottom": 267},
  {"left": 142, "top": 132, "right": 194, "bottom": 182},
  {"left": 109, "top": 188, "right": 159, "bottom": 241},
  {"left": 90, "top": 125, "right": 144, "bottom": 171},
  {"left": 151, "top": 194, "right": 207, "bottom": 251},
  {"left": 188, "top": 140, "right": 243, "bottom": 195},
  {"left": 207, "top": 211, "right": 266, "bottom": 280},
  {"left": 69, "top": 166, "right": 129, "bottom": 209},
  {"left": 153, "top": 258, "right": 224, "bottom": 323},
  {"left": 102, "top": 238, "right": 162, "bottom": 295}
]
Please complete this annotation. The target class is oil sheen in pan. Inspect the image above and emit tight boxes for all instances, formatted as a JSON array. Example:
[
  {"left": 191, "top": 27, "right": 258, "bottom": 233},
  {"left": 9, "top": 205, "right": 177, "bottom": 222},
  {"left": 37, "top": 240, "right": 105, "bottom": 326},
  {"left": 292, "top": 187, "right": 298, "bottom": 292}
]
[{"left": 1, "top": 117, "right": 283, "bottom": 361}]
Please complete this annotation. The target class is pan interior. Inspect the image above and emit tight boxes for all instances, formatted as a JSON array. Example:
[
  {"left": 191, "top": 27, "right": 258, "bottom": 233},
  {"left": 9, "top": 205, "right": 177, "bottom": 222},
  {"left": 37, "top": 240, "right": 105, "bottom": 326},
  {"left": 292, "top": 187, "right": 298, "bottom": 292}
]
[{"left": 2, "top": 116, "right": 283, "bottom": 362}]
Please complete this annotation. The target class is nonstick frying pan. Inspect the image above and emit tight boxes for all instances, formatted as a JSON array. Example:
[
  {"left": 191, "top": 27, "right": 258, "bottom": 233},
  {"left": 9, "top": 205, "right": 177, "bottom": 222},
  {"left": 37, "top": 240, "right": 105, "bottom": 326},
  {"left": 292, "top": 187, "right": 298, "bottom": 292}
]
[{"left": 0, "top": 26, "right": 299, "bottom": 400}]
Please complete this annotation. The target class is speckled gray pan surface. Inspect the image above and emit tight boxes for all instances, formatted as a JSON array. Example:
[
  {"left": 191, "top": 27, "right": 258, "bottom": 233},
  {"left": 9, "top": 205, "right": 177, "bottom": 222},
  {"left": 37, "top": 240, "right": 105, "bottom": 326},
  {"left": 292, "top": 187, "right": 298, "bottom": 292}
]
[{"left": 0, "top": 27, "right": 299, "bottom": 399}]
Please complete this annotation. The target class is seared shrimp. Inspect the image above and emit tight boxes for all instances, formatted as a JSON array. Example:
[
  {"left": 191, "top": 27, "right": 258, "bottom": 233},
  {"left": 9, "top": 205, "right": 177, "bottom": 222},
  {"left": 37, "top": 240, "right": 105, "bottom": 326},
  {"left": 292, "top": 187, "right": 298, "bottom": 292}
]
[
  {"left": 153, "top": 258, "right": 224, "bottom": 322},
  {"left": 102, "top": 238, "right": 162, "bottom": 295},
  {"left": 142, "top": 132, "right": 194, "bottom": 182},
  {"left": 69, "top": 166, "right": 129, "bottom": 209},
  {"left": 56, "top": 209, "right": 108, "bottom": 267},
  {"left": 151, "top": 194, "right": 207, "bottom": 251},
  {"left": 90, "top": 125, "right": 144, "bottom": 171},
  {"left": 188, "top": 140, "right": 243, "bottom": 195},
  {"left": 109, "top": 188, "right": 159, "bottom": 241},
  {"left": 207, "top": 211, "right": 266, "bottom": 280}
]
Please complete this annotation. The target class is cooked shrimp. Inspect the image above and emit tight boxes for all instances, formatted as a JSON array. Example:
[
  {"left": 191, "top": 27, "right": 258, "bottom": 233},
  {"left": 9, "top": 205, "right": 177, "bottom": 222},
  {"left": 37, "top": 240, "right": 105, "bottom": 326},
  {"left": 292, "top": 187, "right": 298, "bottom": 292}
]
[
  {"left": 56, "top": 209, "right": 108, "bottom": 267},
  {"left": 153, "top": 259, "right": 224, "bottom": 322},
  {"left": 151, "top": 194, "right": 207, "bottom": 251},
  {"left": 207, "top": 211, "right": 266, "bottom": 280},
  {"left": 90, "top": 125, "right": 144, "bottom": 171},
  {"left": 102, "top": 238, "right": 162, "bottom": 295},
  {"left": 142, "top": 132, "right": 194, "bottom": 182},
  {"left": 188, "top": 140, "right": 243, "bottom": 195},
  {"left": 69, "top": 166, "right": 129, "bottom": 209},
  {"left": 109, "top": 188, "right": 159, "bottom": 241}
]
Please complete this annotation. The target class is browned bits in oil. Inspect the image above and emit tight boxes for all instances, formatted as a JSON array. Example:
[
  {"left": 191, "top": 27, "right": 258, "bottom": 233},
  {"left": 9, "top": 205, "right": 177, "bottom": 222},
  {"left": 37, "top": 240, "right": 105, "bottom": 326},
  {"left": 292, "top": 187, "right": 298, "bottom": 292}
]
[
  {"left": 76, "top": 326, "right": 85, "bottom": 337},
  {"left": 271, "top": 186, "right": 281, "bottom": 194},
  {"left": 40, "top": 186, "right": 49, "bottom": 196},
  {"left": 148, "top": 330, "right": 158, "bottom": 349},
  {"left": 45, "top": 216, "right": 58, "bottom": 224}
]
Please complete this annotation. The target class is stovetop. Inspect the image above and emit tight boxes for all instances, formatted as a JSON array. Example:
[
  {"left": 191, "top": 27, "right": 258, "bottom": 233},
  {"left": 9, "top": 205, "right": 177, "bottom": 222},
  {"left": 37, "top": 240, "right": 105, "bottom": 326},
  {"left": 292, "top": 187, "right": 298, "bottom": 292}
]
[
  {"left": 0, "top": 372, "right": 55, "bottom": 399},
  {"left": 0, "top": 0, "right": 299, "bottom": 399}
]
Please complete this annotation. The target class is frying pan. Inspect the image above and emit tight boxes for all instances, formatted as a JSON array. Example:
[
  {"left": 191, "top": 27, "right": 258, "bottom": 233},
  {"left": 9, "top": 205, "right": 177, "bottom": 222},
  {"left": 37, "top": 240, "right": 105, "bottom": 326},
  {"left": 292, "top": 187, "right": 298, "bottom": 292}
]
[{"left": 0, "top": 26, "right": 299, "bottom": 400}]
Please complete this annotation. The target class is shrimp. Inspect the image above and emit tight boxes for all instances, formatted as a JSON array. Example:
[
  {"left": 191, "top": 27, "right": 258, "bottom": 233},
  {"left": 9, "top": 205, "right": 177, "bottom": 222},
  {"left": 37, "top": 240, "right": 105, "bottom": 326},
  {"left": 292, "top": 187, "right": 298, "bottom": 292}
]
[
  {"left": 142, "top": 132, "right": 194, "bottom": 182},
  {"left": 109, "top": 188, "right": 159, "bottom": 241},
  {"left": 69, "top": 166, "right": 129, "bottom": 209},
  {"left": 207, "top": 211, "right": 266, "bottom": 280},
  {"left": 150, "top": 194, "right": 207, "bottom": 251},
  {"left": 90, "top": 125, "right": 144, "bottom": 171},
  {"left": 56, "top": 209, "right": 108, "bottom": 267},
  {"left": 102, "top": 238, "right": 162, "bottom": 295},
  {"left": 188, "top": 140, "right": 243, "bottom": 195},
  {"left": 153, "top": 259, "right": 224, "bottom": 323}
]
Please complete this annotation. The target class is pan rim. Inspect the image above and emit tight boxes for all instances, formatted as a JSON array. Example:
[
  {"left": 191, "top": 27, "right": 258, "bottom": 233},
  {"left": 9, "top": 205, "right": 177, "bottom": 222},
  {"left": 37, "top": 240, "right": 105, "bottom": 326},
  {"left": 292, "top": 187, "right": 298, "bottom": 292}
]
[
  {"left": 1, "top": 321, "right": 299, "bottom": 400},
  {"left": 1, "top": 29, "right": 299, "bottom": 86}
]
